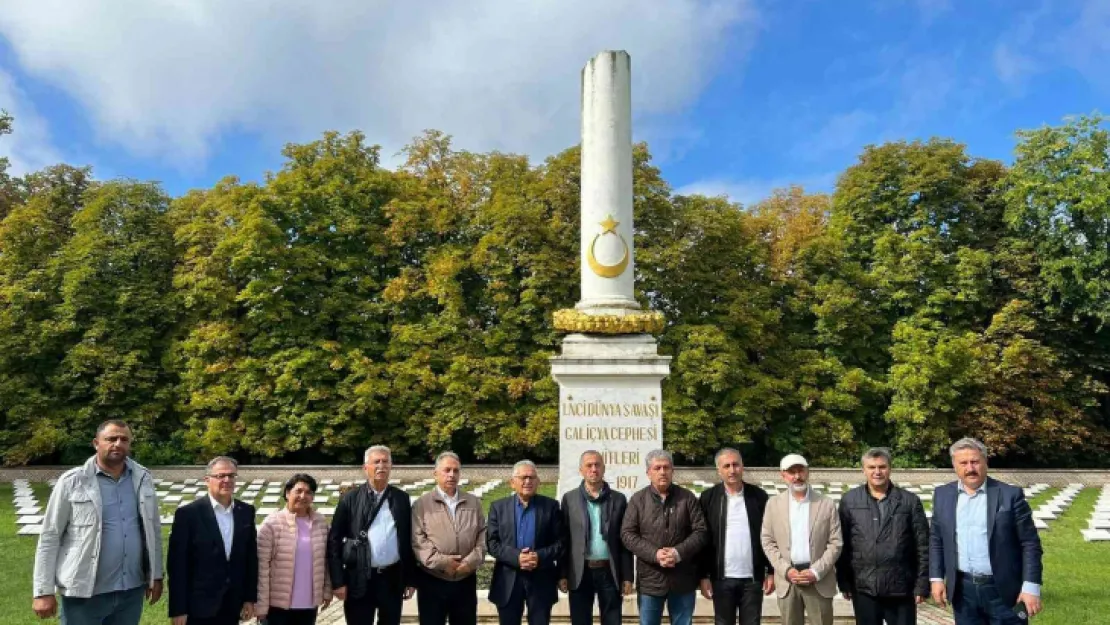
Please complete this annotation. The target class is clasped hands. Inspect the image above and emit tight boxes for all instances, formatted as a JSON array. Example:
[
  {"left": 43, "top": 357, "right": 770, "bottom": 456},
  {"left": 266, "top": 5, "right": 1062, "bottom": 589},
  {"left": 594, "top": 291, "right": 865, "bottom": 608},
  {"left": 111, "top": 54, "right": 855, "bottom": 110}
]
[
  {"left": 518, "top": 548, "right": 540, "bottom": 571},
  {"left": 443, "top": 555, "right": 473, "bottom": 576},
  {"left": 654, "top": 547, "right": 680, "bottom": 568},
  {"left": 786, "top": 567, "right": 817, "bottom": 586}
]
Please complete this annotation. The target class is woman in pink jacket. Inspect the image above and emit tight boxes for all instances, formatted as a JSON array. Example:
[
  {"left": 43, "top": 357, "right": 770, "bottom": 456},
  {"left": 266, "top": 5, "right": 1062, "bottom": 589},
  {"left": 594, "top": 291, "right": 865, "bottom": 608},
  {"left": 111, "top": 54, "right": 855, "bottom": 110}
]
[{"left": 256, "top": 473, "right": 333, "bottom": 625}]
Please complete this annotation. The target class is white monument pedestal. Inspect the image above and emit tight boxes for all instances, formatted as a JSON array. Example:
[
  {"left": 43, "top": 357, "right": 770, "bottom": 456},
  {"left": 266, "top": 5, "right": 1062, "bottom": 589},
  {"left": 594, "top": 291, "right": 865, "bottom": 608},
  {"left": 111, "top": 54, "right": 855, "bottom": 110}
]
[{"left": 552, "top": 333, "right": 671, "bottom": 498}]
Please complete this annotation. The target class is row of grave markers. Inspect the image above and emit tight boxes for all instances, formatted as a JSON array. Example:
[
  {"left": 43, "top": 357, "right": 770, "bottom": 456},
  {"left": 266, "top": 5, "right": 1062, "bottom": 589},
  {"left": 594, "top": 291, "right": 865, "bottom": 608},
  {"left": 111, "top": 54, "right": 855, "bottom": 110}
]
[
  {"left": 7, "top": 477, "right": 1094, "bottom": 538},
  {"left": 688, "top": 480, "right": 1067, "bottom": 530},
  {"left": 1082, "top": 485, "right": 1110, "bottom": 542},
  {"left": 11, "top": 477, "right": 507, "bottom": 536},
  {"left": 14, "top": 479, "right": 46, "bottom": 535}
]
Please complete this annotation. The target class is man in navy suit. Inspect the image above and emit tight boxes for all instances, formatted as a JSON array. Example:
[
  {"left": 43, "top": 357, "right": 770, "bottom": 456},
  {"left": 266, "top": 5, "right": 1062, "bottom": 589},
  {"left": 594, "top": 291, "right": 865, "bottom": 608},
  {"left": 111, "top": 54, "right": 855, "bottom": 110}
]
[
  {"left": 929, "top": 438, "right": 1043, "bottom": 624},
  {"left": 168, "top": 456, "right": 258, "bottom": 625},
  {"left": 486, "top": 460, "right": 564, "bottom": 625}
]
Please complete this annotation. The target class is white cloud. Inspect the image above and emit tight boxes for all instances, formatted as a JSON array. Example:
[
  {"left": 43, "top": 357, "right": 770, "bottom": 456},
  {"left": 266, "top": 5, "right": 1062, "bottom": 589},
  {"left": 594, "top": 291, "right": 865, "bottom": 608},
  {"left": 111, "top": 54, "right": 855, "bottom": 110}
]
[
  {"left": 0, "top": 68, "right": 61, "bottom": 175},
  {"left": 0, "top": 0, "right": 756, "bottom": 168},
  {"left": 674, "top": 172, "right": 837, "bottom": 207}
]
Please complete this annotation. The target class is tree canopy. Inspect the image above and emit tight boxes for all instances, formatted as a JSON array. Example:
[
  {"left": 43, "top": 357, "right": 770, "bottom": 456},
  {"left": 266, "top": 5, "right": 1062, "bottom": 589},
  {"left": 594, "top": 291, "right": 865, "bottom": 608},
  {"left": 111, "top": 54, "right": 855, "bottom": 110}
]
[{"left": 0, "top": 116, "right": 1107, "bottom": 467}]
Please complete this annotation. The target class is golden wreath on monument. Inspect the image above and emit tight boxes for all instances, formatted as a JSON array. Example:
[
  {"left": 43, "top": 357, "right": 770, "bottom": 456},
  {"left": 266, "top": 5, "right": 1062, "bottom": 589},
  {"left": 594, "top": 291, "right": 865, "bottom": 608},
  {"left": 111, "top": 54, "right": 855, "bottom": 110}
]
[{"left": 552, "top": 309, "right": 666, "bottom": 335}]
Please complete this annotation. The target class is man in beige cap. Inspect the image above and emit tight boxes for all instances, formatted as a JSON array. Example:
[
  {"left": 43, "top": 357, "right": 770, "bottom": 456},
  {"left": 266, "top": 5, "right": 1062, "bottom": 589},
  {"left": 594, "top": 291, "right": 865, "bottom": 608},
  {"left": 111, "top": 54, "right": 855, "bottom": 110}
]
[{"left": 760, "top": 454, "right": 842, "bottom": 625}]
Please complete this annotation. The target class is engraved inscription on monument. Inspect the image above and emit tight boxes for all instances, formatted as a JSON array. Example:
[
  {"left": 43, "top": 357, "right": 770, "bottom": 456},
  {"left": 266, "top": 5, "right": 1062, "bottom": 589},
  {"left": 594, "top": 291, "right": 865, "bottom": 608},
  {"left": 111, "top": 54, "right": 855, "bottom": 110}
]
[{"left": 558, "top": 386, "right": 663, "bottom": 497}]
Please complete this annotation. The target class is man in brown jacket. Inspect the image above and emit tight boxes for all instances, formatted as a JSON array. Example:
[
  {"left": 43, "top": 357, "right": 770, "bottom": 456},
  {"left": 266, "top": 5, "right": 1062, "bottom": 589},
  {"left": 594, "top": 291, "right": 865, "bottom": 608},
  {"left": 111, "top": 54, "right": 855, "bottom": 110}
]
[
  {"left": 412, "top": 452, "right": 487, "bottom": 625},
  {"left": 621, "top": 449, "right": 709, "bottom": 625},
  {"left": 760, "top": 454, "right": 842, "bottom": 625}
]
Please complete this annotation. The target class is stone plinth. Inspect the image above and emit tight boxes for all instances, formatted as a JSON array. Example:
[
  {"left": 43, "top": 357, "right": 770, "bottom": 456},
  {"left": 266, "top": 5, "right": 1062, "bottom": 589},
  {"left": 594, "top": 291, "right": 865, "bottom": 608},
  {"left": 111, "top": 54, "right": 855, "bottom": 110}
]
[{"left": 551, "top": 333, "right": 671, "bottom": 498}]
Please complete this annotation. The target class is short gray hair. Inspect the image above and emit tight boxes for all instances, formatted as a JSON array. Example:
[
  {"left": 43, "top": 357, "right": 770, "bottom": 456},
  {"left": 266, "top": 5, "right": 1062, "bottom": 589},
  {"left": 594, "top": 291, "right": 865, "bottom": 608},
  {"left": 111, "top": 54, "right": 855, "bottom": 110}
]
[
  {"left": 644, "top": 449, "right": 673, "bottom": 469},
  {"left": 364, "top": 445, "right": 392, "bottom": 463},
  {"left": 512, "top": 459, "right": 538, "bottom": 477},
  {"left": 949, "top": 437, "right": 988, "bottom": 459},
  {"left": 861, "top": 447, "right": 892, "bottom": 466},
  {"left": 434, "top": 451, "right": 461, "bottom": 468},
  {"left": 579, "top": 450, "right": 603, "bottom": 466},
  {"left": 206, "top": 456, "right": 238, "bottom": 473},
  {"left": 714, "top": 448, "right": 743, "bottom": 466}
]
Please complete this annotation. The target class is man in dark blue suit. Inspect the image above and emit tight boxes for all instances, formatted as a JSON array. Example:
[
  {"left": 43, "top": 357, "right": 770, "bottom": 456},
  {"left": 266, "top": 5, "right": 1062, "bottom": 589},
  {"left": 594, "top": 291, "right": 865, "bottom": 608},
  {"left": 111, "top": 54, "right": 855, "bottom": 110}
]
[
  {"left": 486, "top": 460, "right": 564, "bottom": 625},
  {"left": 168, "top": 457, "right": 258, "bottom": 625},
  {"left": 929, "top": 438, "right": 1044, "bottom": 624}
]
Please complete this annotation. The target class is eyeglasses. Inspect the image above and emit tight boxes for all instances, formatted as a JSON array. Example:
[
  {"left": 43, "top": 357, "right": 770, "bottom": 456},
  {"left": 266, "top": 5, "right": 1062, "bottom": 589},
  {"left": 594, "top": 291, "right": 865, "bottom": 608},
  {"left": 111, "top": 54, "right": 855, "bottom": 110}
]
[
  {"left": 207, "top": 473, "right": 238, "bottom": 481},
  {"left": 513, "top": 475, "right": 538, "bottom": 482}
]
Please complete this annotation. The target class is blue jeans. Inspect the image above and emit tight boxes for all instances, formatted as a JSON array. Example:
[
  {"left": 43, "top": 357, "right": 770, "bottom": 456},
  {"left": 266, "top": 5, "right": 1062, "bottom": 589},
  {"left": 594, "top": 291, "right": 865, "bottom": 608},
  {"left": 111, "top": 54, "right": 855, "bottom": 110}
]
[
  {"left": 953, "top": 576, "right": 1025, "bottom": 625},
  {"left": 60, "top": 586, "right": 146, "bottom": 625},
  {"left": 638, "top": 591, "right": 696, "bottom": 625}
]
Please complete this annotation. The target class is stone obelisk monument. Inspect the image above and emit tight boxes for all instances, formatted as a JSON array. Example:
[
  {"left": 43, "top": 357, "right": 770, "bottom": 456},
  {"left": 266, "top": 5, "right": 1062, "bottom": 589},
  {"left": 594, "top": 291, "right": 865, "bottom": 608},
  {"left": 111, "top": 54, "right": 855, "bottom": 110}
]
[{"left": 551, "top": 51, "right": 671, "bottom": 498}]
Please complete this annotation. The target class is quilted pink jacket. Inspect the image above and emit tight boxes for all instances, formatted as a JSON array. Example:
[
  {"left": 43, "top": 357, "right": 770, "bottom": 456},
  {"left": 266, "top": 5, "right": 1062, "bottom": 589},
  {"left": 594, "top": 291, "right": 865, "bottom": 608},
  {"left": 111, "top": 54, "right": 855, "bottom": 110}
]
[{"left": 257, "top": 508, "right": 333, "bottom": 615}]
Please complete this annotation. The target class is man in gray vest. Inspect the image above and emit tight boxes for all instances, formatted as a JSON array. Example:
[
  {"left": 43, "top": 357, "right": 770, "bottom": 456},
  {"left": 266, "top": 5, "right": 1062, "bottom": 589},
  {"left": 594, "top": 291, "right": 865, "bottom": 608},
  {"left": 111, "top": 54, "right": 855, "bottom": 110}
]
[
  {"left": 32, "top": 420, "right": 164, "bottom": 624},
  {"left": 559, "top": 450, "right": 634, "bottom": 625}
]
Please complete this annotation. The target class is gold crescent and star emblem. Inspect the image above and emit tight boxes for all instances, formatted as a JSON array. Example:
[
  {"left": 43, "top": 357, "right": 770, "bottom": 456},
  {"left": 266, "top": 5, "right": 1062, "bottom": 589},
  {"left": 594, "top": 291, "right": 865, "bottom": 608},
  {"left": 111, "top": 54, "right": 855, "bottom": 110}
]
[{"left": 587, "top": 214, "right": 630, "bottom": 278}]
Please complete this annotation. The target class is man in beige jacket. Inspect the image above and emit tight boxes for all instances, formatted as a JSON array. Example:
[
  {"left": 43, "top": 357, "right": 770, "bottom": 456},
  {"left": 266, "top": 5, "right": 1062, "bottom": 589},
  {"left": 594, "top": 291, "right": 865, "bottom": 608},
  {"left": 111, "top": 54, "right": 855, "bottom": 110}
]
[
  {"left": 412, "top": 452, "right": 487, "bottom": 625},
  {"left": 760, "top": 454, "right": 842, "bottom": 625}
]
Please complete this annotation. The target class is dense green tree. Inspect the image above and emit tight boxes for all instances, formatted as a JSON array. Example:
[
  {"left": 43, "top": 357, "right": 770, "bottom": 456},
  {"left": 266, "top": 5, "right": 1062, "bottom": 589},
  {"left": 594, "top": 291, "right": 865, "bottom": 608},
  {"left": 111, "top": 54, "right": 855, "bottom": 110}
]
[
  {"left": 0, "top": 166, "right": 91, "bottom": 463},
  {"left": 0, "top": 115, "right": 1107, "bottom": 467}
]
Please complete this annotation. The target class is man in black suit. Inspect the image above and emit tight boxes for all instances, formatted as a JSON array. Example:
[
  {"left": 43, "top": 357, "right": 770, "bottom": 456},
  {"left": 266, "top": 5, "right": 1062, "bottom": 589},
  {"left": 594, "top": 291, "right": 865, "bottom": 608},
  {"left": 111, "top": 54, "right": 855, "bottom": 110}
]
[
  {"left": 487, "top": 460, "right": 564, "bottom": 625},
  {"left": 168, "top": 456, "right": 258, "bottom": 625},
  {"left": 930, "top": 438, "right": 1044, "bottom": 625},
  {"left": 698, "top": 448, "right": 772, "bottom": 625},
  {"left": 327, "top": 445, "right": 416, "bottom": 625},
  {"left": 558, "top": 450, "right": 634, "bottom": 625}
]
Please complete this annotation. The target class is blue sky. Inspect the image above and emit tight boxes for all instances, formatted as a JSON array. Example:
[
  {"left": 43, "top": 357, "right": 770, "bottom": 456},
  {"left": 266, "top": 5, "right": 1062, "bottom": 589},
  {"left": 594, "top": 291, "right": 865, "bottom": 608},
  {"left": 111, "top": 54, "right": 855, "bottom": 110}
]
[{"left": 0, "top": 0, "right": 1106, "bottom": 206}]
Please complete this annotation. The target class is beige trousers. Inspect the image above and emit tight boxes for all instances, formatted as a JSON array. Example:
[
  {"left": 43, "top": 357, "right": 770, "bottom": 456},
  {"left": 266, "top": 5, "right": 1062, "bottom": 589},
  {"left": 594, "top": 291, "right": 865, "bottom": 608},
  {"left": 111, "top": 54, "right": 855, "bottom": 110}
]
[{"left": 777, "top": 583, "right": 834, "bottom": 625}]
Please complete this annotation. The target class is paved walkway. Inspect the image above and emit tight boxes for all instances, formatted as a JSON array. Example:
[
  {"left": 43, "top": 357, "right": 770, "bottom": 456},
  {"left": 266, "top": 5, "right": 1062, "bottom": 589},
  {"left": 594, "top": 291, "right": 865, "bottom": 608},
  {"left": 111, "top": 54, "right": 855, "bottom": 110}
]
[
  {"left": 917, "top": 603, "right": 956, "bottom": 624},
  {"left": 313, "top": 593, "right": 956, "bottom": 624}
]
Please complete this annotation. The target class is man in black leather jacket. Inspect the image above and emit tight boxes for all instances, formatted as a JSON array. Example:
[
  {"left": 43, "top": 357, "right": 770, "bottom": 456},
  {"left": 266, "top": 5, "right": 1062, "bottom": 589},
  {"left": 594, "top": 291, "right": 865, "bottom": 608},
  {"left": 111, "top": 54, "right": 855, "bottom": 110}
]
[
  {"left": 327, "top": 445, "right": 416, "bottom": 625},
  {"left": 836, "top": 448, "right": 929, "bottom": 625}
]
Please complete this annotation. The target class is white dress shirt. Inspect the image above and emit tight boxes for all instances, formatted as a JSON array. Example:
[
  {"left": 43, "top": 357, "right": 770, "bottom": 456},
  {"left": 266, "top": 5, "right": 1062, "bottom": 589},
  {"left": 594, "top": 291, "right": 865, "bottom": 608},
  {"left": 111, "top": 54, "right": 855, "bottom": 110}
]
[
  {"left": 437, "top": 486, "right": 461, "bottom": 520},
  {"left": 723, "top": 487, "right": 754, "bottom": 579},
  {"left": 367, "top": 488, "right": 401, "bottom": 566},
  {"left": 209, "top": 495, "right": 234, "bottom": 560},
  {"left": 788, "top": 487, "right": 820, "bottom": 579}
]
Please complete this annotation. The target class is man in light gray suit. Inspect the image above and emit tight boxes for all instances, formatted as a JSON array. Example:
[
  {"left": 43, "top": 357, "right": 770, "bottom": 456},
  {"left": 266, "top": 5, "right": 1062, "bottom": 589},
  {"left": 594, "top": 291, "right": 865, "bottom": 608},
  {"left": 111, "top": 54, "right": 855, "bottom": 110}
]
[{"left": 559, "top": 451, "right": 634, "bottom": 625}]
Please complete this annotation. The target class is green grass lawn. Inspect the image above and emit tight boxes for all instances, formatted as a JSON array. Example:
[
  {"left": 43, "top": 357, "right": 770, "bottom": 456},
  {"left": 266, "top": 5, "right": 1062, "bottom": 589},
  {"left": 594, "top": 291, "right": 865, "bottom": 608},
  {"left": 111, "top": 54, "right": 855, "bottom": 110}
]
[{"left": 1033, "top": 487, "right": 1110, "bottom": 625}]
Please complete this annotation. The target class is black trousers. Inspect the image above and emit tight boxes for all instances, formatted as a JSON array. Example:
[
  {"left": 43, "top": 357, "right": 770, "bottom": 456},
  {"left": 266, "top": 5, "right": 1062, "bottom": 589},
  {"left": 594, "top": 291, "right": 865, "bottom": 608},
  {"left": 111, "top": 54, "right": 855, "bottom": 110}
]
[
  {"left": 265, "top": 607, "right": 318, "bottom": 625},
  {"left": 190, "top": 594, "right": 242, "bottom": 625},
  {"left": 711, "top": 578, "right": 763, "bottom": 625},
  {"left": 568, "top": 567, "right": 622, "bottom": 625},
  {"left": 417, "top": 570, "right": 478, "bottom": 625},
  {"left": 851, "top": 593, "right": 915, "bottom": 625},
  {"left": 343, "top": 565, "right": 404, "bottom": 625},
  {"left": 497, "top": 575, "right": 554, "bottom": 625}
]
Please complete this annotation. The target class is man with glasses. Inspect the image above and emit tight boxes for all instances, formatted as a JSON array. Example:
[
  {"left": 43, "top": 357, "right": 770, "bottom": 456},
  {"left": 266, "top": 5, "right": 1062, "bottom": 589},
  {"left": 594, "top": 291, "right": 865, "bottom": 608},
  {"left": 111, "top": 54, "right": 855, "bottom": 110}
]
[
  {"left": 487, "top": 460, "right": 564, "bottom": 625},
  {"left": 168, "top": 456, "right": 258, "bottom": 625},
  {"left": 32, "top": 420, "right": 164, "bottom": 625}
]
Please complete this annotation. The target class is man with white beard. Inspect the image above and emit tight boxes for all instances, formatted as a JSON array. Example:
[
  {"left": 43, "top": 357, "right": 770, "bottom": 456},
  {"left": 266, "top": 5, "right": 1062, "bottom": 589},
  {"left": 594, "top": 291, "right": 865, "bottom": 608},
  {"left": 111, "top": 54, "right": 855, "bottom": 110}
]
[{"left": 760, "top": 455, "right": 842, "bottom": 625}]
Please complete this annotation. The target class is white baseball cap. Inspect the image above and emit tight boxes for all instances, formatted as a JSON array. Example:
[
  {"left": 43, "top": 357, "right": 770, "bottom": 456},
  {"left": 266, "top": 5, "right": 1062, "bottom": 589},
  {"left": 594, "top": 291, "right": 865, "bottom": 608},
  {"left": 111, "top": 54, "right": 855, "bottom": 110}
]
[{"left": 779, "top": 454, "right": 808, "bottom": 471}]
